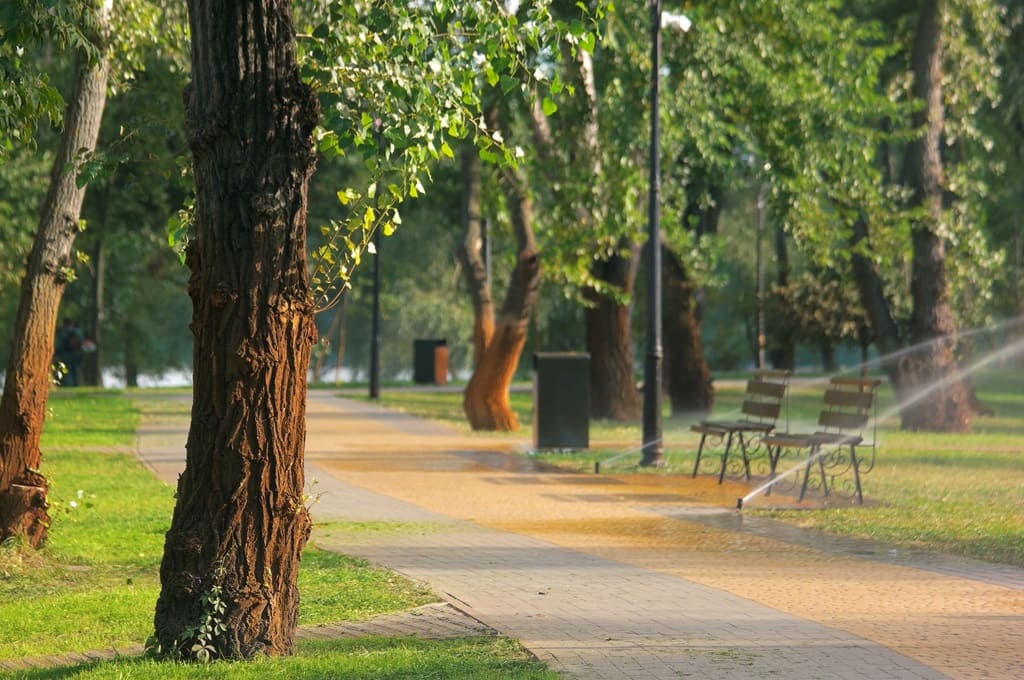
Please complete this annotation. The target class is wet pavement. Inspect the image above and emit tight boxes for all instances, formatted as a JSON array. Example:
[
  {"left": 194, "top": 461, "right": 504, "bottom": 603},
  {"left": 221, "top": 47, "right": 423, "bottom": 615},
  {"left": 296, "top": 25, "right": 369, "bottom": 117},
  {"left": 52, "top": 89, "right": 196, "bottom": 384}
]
[{"left": 132, "top": 389, "right": 1024, "bottom": 680}]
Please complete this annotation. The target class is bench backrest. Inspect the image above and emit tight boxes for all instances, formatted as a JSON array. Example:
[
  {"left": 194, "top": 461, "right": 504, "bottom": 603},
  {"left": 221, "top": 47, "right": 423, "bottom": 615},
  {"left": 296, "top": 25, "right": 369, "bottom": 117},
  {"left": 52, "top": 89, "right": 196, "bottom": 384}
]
[
  {"left": 740, "top": 369, "right": 792, "bottom": 428},
  {"left": 818, "top": 377, "right": 882, "bottom": 435}
]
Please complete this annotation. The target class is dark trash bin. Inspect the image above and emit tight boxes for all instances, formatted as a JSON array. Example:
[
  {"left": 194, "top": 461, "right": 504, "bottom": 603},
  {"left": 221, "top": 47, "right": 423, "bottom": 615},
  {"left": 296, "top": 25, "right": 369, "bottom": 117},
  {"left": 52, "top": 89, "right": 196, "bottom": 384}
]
[
  {"left": 533, "top": 352, "right": 589, "bottom": 449},
  {"left": 413, "top": 339, "right": 448, "bottom": 385}
]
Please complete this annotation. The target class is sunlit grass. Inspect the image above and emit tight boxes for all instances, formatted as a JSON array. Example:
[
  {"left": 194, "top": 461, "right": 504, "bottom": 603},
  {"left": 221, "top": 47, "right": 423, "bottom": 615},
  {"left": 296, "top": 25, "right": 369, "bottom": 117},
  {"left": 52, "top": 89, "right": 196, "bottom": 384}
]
[
  {"left": 7, "top": 637, "right": 558, "bottom": 679},
  {"left": 0, "top": 393, "right": 436, "bottom": 662}
]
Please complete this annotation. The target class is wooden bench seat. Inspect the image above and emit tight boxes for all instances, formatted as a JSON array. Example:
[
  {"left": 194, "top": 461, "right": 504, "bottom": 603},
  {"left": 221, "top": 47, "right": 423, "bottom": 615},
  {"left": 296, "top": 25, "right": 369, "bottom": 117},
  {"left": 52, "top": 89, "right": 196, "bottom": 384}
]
[
  {"left": 763, "top": 376, "right": 881, "bottom": 503},
  {"left": 691, "top": 370, "right": 791, "bottom": 483}
]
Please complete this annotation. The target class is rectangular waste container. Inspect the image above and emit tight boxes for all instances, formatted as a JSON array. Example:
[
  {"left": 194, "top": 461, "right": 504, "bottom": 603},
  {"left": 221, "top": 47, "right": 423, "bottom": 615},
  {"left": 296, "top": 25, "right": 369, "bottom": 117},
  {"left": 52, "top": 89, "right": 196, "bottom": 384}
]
[
  {"left": 413, "top": 339, "right": 447, "bottom": 385},
  {"left": 533, "top": 352, "right": 589, "bottom": 449}
]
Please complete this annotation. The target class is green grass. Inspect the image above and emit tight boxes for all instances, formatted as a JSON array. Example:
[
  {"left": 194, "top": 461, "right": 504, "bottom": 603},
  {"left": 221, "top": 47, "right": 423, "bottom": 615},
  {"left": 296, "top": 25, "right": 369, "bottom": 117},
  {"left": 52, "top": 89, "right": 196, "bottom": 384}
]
[
  {"left": 8, "top": 637, "right": 559, "bottom": 679},
  {"left": 362, "top": 370, "right": 1024, "bottom": 568},
  {"left": 2, "top": 391, "right": 553, "bottom": 680}
]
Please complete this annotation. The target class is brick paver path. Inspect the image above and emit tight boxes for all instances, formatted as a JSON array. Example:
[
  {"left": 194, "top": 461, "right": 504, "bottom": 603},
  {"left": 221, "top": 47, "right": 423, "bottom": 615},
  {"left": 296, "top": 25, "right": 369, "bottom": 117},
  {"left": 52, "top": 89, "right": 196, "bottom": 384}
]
[{"left": 125, "top": 390, "right": 1024, "bottom": 680}]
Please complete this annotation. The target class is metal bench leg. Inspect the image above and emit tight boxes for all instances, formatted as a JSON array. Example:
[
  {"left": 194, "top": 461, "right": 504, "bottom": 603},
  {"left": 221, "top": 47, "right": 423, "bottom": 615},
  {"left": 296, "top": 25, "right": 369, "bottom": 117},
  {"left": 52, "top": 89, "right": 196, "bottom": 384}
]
[
  {"left": 717, "top": 432, "right": 736, "bottom": 485},
  {"left": 799, "top": 445, "right": 818, "bottom": 501},
  {"left": 765, "top": 445, "right": 781, "bottom": 497},
  {"left": 850, "top": 444, "right": 863, "bottom": 504},
  {"left": 737, "top": 433, "right": 752, "bottom": 481},
  {"left": 818, "top": 454, "right": 830, "bottom": 497},
  {"left": 692, "top": 433, "right": 709, "bottom": 478}
]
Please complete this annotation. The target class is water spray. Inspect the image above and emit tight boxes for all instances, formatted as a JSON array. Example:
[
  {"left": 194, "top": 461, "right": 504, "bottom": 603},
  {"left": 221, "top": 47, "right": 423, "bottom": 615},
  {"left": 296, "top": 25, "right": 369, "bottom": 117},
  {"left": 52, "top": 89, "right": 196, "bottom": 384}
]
[
  {"left": 738, "top": 334, "right": 1024, "bottom": 507},
  {"left": 593, "top": 437, "right": 665, "bottom": 474}
]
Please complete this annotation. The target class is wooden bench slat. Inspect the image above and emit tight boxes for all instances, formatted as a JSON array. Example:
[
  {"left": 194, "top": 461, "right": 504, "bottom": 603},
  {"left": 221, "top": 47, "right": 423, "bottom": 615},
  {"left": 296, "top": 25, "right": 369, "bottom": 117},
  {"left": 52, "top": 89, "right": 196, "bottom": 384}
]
[
  {"left": 818, "top": 411, "right": 868, "bottom": 430},
  {"left": 823, "top": 389, "right": 874, "bottom": 409},
  {"left": 741, "top": 400, "right": 781, "bottom": 420},
  {"left": 692, "top": 419, "right": 774, "bottom": 434},
  {"left": 746, "top": 380, "right": 787, "bottom": 398}
]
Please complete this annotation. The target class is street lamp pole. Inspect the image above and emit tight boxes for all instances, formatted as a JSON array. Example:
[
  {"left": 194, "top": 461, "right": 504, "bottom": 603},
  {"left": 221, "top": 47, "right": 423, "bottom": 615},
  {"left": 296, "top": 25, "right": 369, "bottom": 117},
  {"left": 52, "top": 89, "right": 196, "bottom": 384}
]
[
  {"left": 641, "top": 0, "right": 664, "bottom": 467},
  {"left": 369, "top": 228, "right": 382, "bottom": 400}
]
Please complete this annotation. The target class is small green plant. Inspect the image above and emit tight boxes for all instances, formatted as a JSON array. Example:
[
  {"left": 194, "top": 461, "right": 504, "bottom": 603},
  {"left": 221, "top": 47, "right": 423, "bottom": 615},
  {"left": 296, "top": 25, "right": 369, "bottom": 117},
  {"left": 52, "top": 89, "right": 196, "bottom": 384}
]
[{"left": 178, "top": 566, "right": 228, "bottom": 662}]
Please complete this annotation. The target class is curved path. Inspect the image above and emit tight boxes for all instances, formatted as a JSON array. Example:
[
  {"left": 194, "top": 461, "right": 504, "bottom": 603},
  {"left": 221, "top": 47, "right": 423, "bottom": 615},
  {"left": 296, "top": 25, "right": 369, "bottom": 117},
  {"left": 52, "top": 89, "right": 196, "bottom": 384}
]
[{"left": 132, "top": 390, "right": 1024, "bottom": 680}]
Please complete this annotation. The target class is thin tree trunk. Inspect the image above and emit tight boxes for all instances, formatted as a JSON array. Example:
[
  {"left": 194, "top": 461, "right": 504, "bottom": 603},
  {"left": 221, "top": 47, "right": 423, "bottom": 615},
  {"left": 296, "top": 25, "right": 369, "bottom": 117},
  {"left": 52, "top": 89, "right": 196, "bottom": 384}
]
[
  {"left": 154, "top": 0, "right": 319, "bottom": 658},
  {"left": 456, "top": 148, "right": 495, "bottom": 367},
  {"left": 0, "top": 6, "right": 111, "bottom": 547},
  {"left": 334, "top": 297, "right": 348, "bottom": 385},
  {"left": 462, "top": 124, "right": 541, "bottom": 431},
  {"left": 662, "top": 244, "right": 712, "bottom": 415},
  {"left": 89, "top": 235, "right": 105, "bottom": 386},
  {"left": 585, "top": 244, "right": 642, "bottom": 421},
  {"left": 899, "top": 0, "right": 971, "bottom": 431},
  {"left": 772, "top": 224, "right": 795, "bottom": 370}
]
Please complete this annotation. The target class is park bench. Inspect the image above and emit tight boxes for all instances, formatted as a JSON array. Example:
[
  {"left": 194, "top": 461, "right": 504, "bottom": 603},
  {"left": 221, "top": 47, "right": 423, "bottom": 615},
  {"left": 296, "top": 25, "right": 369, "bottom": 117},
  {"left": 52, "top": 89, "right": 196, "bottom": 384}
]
[
  {"left": 762, "top": 376, "right": 882, "bottom": 504},
  {"left": 691, "top": 370, "right": 792, "bottom": 484}
]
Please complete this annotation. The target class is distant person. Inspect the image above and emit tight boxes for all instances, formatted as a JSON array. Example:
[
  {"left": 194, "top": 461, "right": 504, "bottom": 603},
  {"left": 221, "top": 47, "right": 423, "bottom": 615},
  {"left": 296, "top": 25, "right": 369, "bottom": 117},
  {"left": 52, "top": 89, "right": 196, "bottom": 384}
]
[{"left": 55, "top": 318, "right": 84, "bottom": 386}]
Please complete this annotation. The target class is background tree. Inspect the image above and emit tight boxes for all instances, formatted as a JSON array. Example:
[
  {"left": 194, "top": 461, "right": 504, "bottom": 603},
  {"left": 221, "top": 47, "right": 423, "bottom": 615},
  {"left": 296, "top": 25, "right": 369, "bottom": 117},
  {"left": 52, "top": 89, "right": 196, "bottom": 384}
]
[
  {"left": 847, "top": 0, "right": 1005, "bottom": 430},
  {"left": 0, "top": 0, "right": 111, "bottom": 547}
]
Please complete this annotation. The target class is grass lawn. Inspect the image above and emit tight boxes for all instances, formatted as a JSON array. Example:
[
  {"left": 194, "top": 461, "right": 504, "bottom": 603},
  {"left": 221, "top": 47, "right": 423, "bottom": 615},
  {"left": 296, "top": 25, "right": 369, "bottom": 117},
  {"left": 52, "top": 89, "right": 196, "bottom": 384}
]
[
  {"left": 10, "top": 638, "right": 555, "bottom": 679},
  {"left": 362, "top": 369, "right": 1024, "bottom": 568},
  {"left": 0, "top": 390, "right": 555, "bottom": 679}
]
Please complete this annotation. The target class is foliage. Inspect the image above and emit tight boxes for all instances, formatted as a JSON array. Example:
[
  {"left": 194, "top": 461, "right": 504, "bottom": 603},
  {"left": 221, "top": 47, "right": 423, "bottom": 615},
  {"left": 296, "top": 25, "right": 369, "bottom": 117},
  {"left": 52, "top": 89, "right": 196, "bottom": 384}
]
[
  {"left": 772, "top": 270, "right": 871, "bottom": 350},
  {"left": 295, "top": 0, "right": 605, "bottom": 310},
  {"left": 0, "top": 0, "right": 101, "bottom": 156}
]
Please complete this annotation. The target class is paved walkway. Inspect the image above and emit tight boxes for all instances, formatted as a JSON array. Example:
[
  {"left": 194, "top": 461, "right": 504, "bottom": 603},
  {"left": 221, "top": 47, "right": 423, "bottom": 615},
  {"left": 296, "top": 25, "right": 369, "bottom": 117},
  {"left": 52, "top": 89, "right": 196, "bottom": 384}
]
[{"left": 128, "top": 390, "right": 1024, "bottom": 680}]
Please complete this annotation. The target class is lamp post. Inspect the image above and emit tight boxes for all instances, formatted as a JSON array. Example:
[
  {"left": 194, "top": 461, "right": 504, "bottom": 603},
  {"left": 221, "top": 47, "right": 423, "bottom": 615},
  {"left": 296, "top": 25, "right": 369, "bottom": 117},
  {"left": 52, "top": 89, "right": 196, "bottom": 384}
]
[
  {"left": 369, "top": 228, "right": 381, "bottom": 400},
  {"left": 641, "top": 2, "right": 690, "bottom": 467},
  {"left": 641, "top": 0, "right": 665, "bottom": 467},
  {"left": 755, "top": 184, "right": 766, "bottom": 369}
]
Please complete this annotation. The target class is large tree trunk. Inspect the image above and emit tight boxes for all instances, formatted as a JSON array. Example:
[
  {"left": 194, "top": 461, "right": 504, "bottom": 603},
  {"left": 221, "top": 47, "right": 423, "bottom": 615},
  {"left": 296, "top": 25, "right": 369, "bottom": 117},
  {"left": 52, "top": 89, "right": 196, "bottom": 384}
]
[
  {"left": 461, "top": 144, "right": 541, "bottom": 431},
  {"left": 153, "top": 0, "right": 319, "bottom": 659},
  {"left": 899, "top": 0, "right": 971, "bottom": 431},
  {"left": 662, "top": 181, "right": 720, "bottom": 415},
  {"left": 662, "top": 244, "right": 712, "bottom": 415},
  {"left": 585, "top": 244, "right": 642, "bottom": 421},
  {"left": 0, "top": 7, "right": 111, "bottom": 548}
]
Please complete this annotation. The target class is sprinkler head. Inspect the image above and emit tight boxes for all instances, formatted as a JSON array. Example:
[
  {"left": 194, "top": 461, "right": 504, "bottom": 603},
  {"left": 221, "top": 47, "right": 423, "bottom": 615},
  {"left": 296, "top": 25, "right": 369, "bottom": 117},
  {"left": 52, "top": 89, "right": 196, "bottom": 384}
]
[
  {"left": 736, "top": 498, "right": 744, "bottom": 511},
  {"left": 594, "top": 461, "right": 600, "bottom": 474}
]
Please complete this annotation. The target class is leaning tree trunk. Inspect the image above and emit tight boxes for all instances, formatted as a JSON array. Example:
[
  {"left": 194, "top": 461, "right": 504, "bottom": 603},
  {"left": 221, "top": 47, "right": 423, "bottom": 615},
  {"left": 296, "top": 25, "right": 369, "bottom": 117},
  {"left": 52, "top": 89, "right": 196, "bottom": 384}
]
[
  {"left": 0, "top": 8, "right": 111, "bottom": 548},
  {"left": 585, "top": 243, "right": 642, "bottom": 421},
  {"left": 662, "top": 244, "right": 712, "bottom": 415},
  {"left": 899, "top": 0, "right": 971, "bottom": 431},
  {"left": 461, "top": 141, "right": 541, "bottom": 431},
  {"left": 456, "top": 148, "right": 495, "bottom": 368},
  {"left": 153, "top": 0, "right": 319, "bottom": 659}
]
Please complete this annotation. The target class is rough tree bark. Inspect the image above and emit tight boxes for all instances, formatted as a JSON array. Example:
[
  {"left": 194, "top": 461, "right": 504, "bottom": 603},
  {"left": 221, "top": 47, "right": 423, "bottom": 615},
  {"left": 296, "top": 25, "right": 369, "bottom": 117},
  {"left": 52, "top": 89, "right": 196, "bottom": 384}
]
[
  {"left": 460, "top": 143, "right": 541, "bottom": 431},
  {"left": 585, "top": 245, "right": 643, "bottom": 420},
  {"left": 898, "top": 0, "right": 971, "bottom": 431},
  {"left": 153, "top": 0, "right": 319, "bottom": 658},
  {"left": 0, "top": 3, "right": 111, "bottom": 548},
  {"left": 851, "top": 0, "right": 972, "bottom": 431}
]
